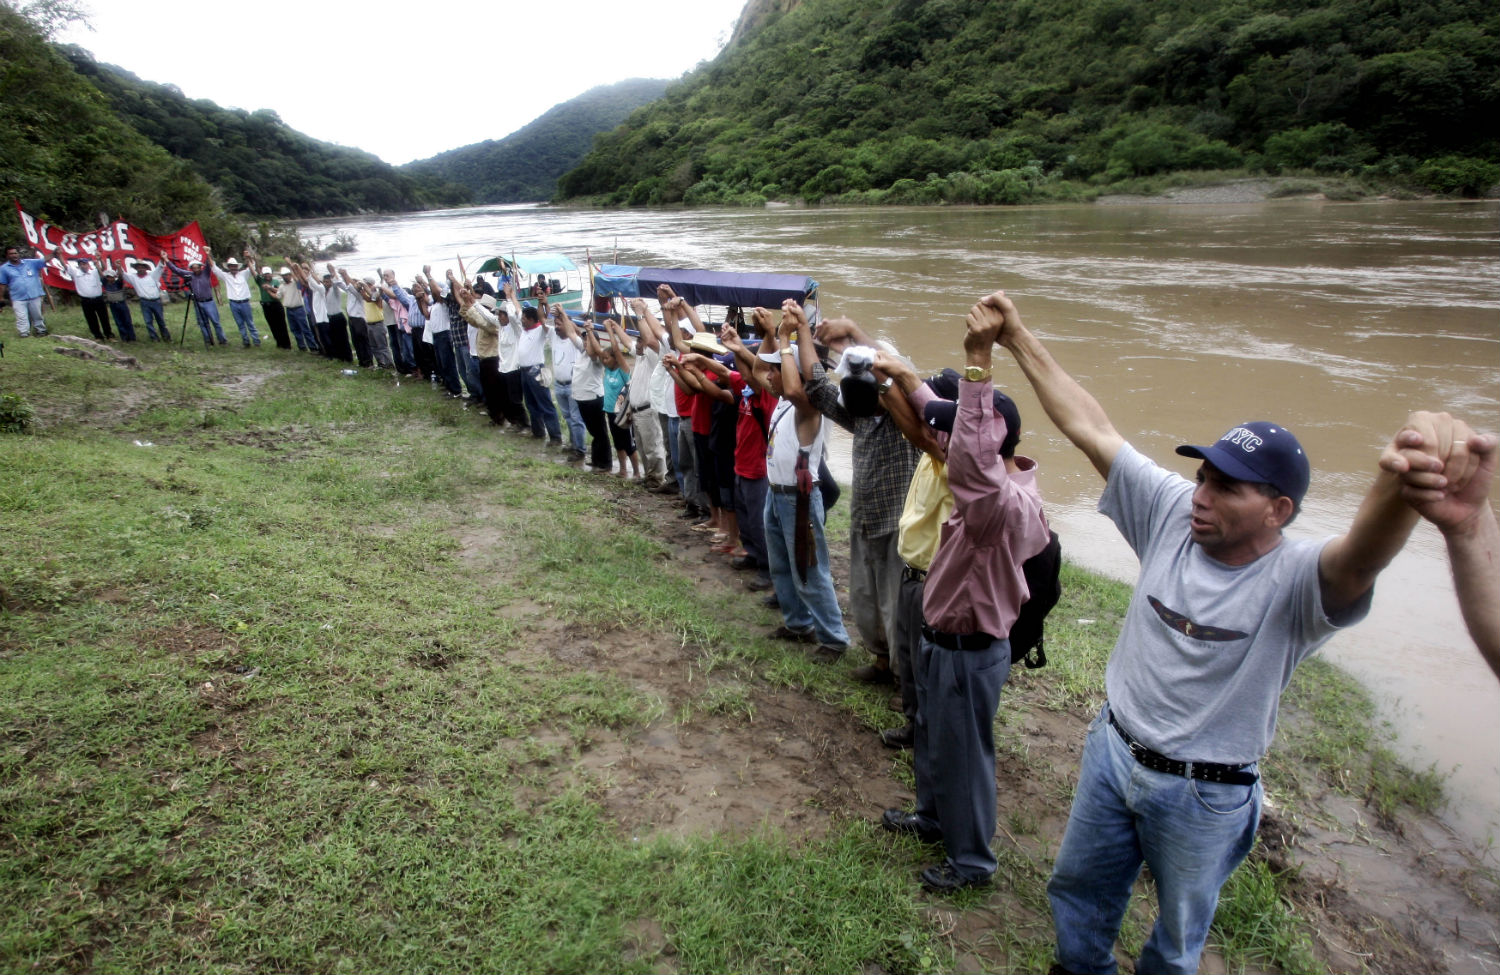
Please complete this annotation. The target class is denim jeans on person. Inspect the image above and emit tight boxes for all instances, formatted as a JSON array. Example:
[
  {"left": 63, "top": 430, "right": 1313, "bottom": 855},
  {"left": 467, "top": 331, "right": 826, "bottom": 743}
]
[
  {"left": 431, "top": 330, "right": 463, "bottom": 396},
  {"left": 392, "top": 327, "right": 415, "bottom": 373},
  {"left": 464, "top": 354, "right": 484, "bottom": 401},
  {"left": 1046, "top": 703, "right": 1261, "bottom": 975},
  {"left": 735, "top": 474, "right": 769, "bottom": 568},
  {"left": 521, "top": 366, "right": 561, "bottom": 440},
  {"left": 286, "top": 305, "right": 312, "bottom": 351},
  {"left": 138, "top": 298, "right": 167, "bottom": 340},
  {"left": 10, "top": 297, "right": 46, "bottom": 336},
  {"left": 194, "top": 299, "right": 227, "bottom": 345},
  {"left": 393, "top": 327, "right": 417, "bottom": 372},
  {"left": 764, "top": 487, "right": 849, "bottom": 648},
  {"left": 228, "top": 299, "right": 260, "bottom": 345},
  {"left": 553, "top": 380, "right": 586, "bottom": 452},
  {"left": 107, "top": 300, "right": 136, "bottom": 341}
]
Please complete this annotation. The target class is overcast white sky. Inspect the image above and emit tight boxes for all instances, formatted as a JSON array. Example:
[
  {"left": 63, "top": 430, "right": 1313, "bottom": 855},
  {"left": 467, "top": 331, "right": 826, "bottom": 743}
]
[{"left": 57, "top": 0, "right": 748, "bottom": 165}]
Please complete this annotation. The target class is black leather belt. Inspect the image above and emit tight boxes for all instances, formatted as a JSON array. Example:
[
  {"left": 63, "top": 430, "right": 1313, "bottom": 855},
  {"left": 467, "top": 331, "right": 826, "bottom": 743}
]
[
  {"left": 902, "top": 564, "right": 927, "bottom": 583},
  {"left": 921, "top": 624, "right": 998, "bottom": 652},
  {"left": 769, "top": 483, "right": 801, "bottom": 495},
  {"left": 1108, "top": 710, "right": 1258, "bottom": 786}
]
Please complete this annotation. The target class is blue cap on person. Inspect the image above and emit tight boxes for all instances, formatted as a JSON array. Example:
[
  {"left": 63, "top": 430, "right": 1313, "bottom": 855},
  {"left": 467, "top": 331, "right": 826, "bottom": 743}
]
[{"left": 1176, "top": 421, "right": 1310, "bottom": 505}]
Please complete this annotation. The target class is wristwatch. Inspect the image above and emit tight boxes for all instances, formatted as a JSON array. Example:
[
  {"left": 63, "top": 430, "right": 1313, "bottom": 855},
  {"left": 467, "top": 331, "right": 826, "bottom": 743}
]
[
  {"left": 877, "top": 378, "right": 895, "bottom": 394},
  {"left": 963, "top": 365, "right": 991, "bottom": 383}
]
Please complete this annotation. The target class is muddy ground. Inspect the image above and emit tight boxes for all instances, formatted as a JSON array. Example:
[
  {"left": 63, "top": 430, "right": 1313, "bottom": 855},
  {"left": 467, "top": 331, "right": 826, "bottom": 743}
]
[
  {"left": 35, "top": 343, "right": 1500, "bottom": 973},
  {"left": 494, "top": 445, "right": 1500, "bottom": 975}
]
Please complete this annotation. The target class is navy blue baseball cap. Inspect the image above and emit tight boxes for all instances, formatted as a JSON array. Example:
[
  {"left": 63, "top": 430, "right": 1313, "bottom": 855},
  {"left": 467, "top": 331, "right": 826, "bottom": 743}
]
[
  {"left": 1176, "top": 421, "right": 1310, "bottom": 504},
  {"left": 922, "top": 389, "right": 1022, "bottom": 458}
]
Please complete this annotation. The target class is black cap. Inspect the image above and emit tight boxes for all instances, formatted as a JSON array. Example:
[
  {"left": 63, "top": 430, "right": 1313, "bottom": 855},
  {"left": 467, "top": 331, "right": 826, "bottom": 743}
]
[{"left": 922, "top": 389, "right": 1022, "bottom": 457}]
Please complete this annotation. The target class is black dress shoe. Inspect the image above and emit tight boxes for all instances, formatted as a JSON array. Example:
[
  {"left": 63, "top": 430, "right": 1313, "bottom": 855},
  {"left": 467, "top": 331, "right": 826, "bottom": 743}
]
[
  {"left": 760, "top": 593, "right": 780, "bottom": 608},
  {"left": 729, "top": 555, "right": 756, "bottom": 571},
  {"left": 919, "top": 862, "right": 992, "bottom": 893},
  {"left": 880, "top": 725, "right": 914, "bottom": 750},
  {"left": 880, "top": 808, "right": 942, "bottom": 844},
  {"left": 746, "top": 575, "right": 773, "bottom": 592}
]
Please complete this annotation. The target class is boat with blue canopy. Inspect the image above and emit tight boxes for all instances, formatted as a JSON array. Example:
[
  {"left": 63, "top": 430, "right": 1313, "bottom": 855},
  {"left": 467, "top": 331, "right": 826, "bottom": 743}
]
[{"left": 590, "top": 264, "right": 818, "bottom": 313}]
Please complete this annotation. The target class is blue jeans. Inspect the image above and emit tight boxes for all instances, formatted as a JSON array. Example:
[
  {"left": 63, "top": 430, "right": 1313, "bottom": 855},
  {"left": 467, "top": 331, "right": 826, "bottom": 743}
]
[
  {"left": 228, "top": 299, "right": 260, "bottom": 345},
  {"left": 393, "top": 328, "right": 415, "bottom": 373},
  {"left": 667, "top": 415, "right": 685, "bottom": 494},
  {"left": 735, "top": 475, "right": 769, "bottom": 569},
  {"left": 10, "top": 297, "right": 46, "bottom": 336},
  {"left": 521, "top": 366, "right": 561, "bottom": 440},
  {"left": 107, "top": 301, "right": 135, "bottom": 341},
  {"left": 287, "top": 306, "right": 314, "bottom": 351},
  {"left": 194, "top": 299, "right": 226, "bottom": 344},
  {"left": 764, "top": 486, "right": 849, "bottom": 647},
  {"left": 1047, "top": 704, "right": 1261, "bottom": 975},
  {"left": 464, "top": 355, "right": 484, "bottom": 401},
  {"left": 553, "top": 381, "right": 586, "bottom": 452},
  {"left": 138, "top": 298, "right": 166, "bottom": 340}
]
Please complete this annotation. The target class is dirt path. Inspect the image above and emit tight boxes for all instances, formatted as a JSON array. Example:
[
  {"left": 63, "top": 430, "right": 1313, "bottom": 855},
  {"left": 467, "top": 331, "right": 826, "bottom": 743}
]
[
  {"left": 480, "top": 448, "right": 1500, "bottom": 973},
  {"left": 57, "top": 341, "right": 1497, "bottom": 971}
]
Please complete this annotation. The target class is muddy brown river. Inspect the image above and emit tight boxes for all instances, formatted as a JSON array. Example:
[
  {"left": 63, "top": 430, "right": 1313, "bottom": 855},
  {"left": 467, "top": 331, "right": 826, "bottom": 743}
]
[{"left": 301, "top": 199, "right": 1500, "bottom": 851}]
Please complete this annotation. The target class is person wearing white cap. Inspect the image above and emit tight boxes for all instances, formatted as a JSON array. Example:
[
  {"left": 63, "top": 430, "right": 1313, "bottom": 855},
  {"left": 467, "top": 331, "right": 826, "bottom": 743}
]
[
  {"left": 337, "top": 268, "right": 392, "bottom": 368},
  {"left": 213, "top": 251, "right": 260, "bottom": 347},
  {"left": 273, "top": 266, "right": 314, "bottom": 352}
]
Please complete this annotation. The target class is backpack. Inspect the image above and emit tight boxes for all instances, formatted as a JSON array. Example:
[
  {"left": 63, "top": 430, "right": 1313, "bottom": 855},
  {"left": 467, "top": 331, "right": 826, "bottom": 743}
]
[{"left": 1010, "top": 529, "right": 1062, "bottom": 669}]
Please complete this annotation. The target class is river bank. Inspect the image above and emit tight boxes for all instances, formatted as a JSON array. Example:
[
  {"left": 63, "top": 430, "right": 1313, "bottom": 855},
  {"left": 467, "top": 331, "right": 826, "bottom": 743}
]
[{"left": 1, "top": 319, "right": 1496, "bottom": 971}]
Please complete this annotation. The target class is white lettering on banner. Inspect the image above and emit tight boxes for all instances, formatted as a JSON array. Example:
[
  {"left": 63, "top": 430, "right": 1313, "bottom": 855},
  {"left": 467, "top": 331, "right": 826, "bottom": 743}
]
[
  {"left": 178, "top": 237, "right": 206, "bottom": 266},
  {"left": 114, "top": 222, "right": 136, "bottom": 253},
  {"left": 1223, "top": 427, "right": 1263, "bottom": 452},
  {"left": 59, "top": 234, "right": 79, "bottom": 257},
  {"left": 19, "top": 210, "right": 38, "bottom": 246}
]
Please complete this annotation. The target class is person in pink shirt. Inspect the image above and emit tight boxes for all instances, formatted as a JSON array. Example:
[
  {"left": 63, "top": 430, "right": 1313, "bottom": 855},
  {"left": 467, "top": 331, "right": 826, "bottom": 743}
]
[{"left": 879, "top": 294, "right": 1051, "bottom": 894}]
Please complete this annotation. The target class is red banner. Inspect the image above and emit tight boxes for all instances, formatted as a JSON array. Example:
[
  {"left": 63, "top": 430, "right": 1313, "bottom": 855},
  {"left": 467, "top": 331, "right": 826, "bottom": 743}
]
[{"left": 13, "top": 202, "right": 209, "bottom": 293}]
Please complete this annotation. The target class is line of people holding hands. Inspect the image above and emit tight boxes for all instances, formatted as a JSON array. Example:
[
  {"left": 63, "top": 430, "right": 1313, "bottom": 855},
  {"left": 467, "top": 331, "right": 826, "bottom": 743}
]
[{"left": 9, "top": 235, "right": 1496, "bottom": 971}]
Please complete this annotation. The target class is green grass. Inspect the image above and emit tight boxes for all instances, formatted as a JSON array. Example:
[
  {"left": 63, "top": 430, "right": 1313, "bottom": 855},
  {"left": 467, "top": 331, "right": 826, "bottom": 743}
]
[{"left": 0, "top": 308, "right": 1446, "bottom": 973}]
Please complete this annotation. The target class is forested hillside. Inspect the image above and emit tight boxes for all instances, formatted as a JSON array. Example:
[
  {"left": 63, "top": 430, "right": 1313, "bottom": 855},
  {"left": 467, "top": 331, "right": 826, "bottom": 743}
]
[
  {"left": 558, "top": 0, "right": 1500, "bottom": 205},
  {"left": 403, "top": 79, "right": 671, "bottom": 204},
  {"left": 62, "top": 49, "right": 468, "bottom": 219},
  {"left": 0, "top": 3, "right": 238, "bottom": 240}
]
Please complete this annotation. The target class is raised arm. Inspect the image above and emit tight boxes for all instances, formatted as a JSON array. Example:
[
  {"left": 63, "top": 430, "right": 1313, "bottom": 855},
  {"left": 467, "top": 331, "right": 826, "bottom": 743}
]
[
  {"left": 874, "top": 351, "right": 945, "bottom": 462},
  {"left": 992, "top": 290, "right": 1124, "bottom": 480},
  {"left": 678, "top": 357, "right": 731, "bottom": 401},
  {"left": 1380, "top": 412, "right": 1500, "bottom": 675},
  {"left": 718, "top": 325, "right": 762, "bottom": 390},
  {"left": 777, "top": 299, "right": 819, "bottom": 425},
  {"left": 813, "top": 316, "right": 875, "bottom": 356},
  {"left": 581, "top": 318, "right": 605, "bottom": 360},
  {"left": 629, "top": 297, "right": 662, "bottom": 352}
]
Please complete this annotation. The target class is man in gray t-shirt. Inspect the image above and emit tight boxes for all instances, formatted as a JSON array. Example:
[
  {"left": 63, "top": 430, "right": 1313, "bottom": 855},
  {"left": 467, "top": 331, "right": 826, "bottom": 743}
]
[{"left": 984, "top": 291, "right": 1422, "bottom": 975}]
